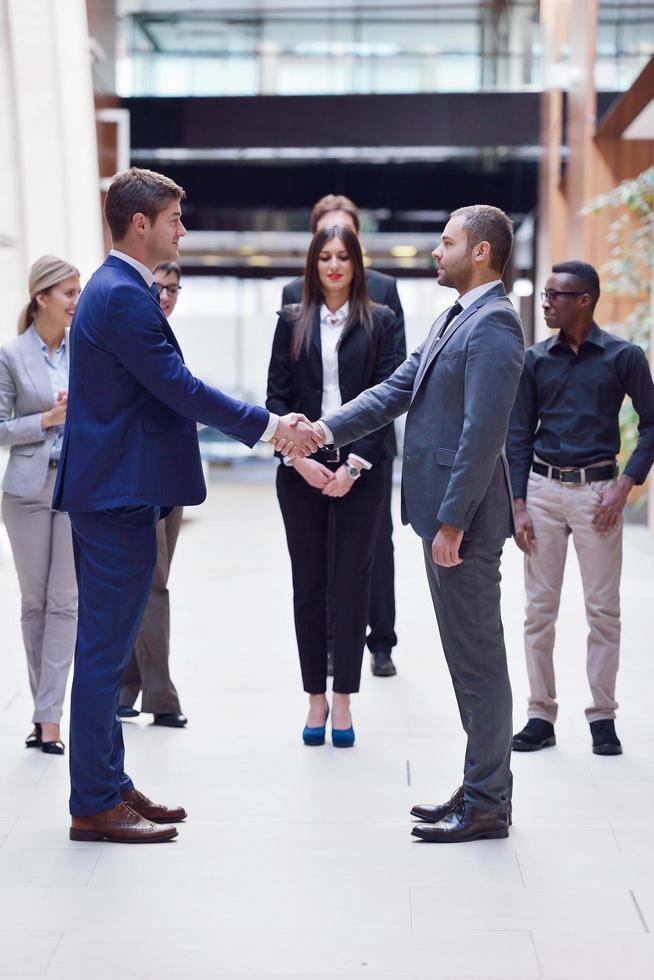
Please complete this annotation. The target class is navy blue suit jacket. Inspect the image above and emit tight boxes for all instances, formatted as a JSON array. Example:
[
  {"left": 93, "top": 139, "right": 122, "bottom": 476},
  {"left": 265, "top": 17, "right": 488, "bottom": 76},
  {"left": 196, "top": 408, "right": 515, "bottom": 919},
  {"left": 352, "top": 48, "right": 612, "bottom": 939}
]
[{"left": 53, "top": 255, "right": 269, "bottom": 512}]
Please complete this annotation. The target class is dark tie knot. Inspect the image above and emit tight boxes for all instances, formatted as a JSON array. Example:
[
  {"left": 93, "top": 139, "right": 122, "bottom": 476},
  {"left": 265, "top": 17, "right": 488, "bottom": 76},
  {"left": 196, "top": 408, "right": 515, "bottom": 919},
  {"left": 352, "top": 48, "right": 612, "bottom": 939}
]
[
  {"left": 437, "top": 302, "right": 463, "bottom": 339},
  {"left": 149, "top": 283, "right": 160, "bottom": 305}
]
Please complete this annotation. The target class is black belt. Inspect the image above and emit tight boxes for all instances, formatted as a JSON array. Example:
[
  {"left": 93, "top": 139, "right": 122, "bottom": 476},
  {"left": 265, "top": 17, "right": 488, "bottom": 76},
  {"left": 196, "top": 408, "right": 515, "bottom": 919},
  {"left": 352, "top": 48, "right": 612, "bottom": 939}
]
[
  {"left": 532, "top": 461, "right": 617, "bottom": 484},
  {"left": 313, "top": 447, "right": 341, "bottom": 464}
]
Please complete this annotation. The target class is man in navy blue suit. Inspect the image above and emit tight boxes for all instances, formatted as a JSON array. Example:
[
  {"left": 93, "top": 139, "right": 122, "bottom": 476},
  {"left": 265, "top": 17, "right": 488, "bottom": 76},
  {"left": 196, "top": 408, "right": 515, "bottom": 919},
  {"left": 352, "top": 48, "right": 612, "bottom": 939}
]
[{"left": 54, "top": 167, "right": 322, "bottom": 843}]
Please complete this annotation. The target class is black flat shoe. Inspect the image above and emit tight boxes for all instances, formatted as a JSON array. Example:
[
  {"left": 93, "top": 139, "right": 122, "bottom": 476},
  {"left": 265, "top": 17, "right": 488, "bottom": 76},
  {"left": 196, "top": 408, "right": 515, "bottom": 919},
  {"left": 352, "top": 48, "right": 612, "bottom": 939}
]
[
  {"left": 117, "top": 705, "right": 140, "bottom": 719},
  {"left": 590, "top": 719, "right": 622, "bottom": 755},
  {"left": 25, "top": 723, "right": 42, "bottom": 749},
  {"left": 41, "top": 740, "right": 65, "bottom": 756},
  {"left": 512, "top": 718, "right": 556, "bottom": 752},
  {"left": 153, "top": 712, "right": 188, "bottom": 728},
  {"left": 371, "top": 651, "right": 397, "bottom": 677}
]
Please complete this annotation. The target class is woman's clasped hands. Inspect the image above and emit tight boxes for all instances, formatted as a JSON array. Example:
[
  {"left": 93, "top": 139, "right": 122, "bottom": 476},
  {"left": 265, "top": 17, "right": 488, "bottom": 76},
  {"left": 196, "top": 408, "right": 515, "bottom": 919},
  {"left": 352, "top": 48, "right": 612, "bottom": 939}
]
[{"left": 292, "top": 458, "right": 356, "bottom": 497}]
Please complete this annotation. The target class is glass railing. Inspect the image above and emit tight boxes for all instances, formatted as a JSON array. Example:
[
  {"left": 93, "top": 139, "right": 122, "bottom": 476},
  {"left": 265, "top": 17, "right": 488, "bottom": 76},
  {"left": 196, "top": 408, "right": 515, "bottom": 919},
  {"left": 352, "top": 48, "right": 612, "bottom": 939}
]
[{"left": 116, "top": 4, "right": 543, "bottom": 97}]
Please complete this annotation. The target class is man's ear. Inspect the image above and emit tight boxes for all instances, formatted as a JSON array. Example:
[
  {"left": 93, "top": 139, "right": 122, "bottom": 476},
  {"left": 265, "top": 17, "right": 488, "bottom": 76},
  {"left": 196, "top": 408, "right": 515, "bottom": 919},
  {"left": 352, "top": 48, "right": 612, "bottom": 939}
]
[
  {"left": 474, "top": 240, "right": 492, "bottom": 264},
  {"left": 131, "top": 211, "right": 149, "bottom": 236}
]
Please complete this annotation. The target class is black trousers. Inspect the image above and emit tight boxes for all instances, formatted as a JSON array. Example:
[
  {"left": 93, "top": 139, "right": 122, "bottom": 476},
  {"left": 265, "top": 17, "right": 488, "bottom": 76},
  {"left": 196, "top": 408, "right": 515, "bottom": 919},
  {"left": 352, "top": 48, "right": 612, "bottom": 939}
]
[
  {"left": 366, "top": 457, "right": 397, "bottom": 655},
  {"left": 277, "top": 463, "right": 384, "bottom": 694}
]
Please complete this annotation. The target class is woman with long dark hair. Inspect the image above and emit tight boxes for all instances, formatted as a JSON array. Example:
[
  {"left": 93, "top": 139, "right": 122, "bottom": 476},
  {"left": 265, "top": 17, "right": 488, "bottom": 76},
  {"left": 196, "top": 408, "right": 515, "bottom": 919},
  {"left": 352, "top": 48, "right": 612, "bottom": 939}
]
[{"left": 267, "top": 225, "right": 397, "bottom": 746}]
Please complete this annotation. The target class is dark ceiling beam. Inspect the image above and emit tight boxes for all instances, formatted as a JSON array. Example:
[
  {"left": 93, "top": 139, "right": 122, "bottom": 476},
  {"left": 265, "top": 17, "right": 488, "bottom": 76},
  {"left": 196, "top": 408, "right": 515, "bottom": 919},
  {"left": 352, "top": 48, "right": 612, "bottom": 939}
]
[{"left": 596, "top": 55, "right": 654, "bottom": 138}]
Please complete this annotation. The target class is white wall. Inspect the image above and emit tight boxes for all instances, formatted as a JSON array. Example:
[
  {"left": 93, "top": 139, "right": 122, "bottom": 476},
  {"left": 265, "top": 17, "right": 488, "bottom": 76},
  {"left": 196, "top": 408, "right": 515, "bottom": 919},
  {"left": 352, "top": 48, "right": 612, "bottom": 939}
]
[{"left": 0, "top": 0, "right": 103, "bottom": 345}]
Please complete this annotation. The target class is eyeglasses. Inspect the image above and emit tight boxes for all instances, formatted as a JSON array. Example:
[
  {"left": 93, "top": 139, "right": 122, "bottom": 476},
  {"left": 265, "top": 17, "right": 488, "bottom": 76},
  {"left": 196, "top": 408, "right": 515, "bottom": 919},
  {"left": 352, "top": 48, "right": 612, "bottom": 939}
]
[
  {"left": 540, "top": 289, "right": 588, "bottom": 303},
  {"left": 155, "top": 284, "right": 182, "bottom": 296}
]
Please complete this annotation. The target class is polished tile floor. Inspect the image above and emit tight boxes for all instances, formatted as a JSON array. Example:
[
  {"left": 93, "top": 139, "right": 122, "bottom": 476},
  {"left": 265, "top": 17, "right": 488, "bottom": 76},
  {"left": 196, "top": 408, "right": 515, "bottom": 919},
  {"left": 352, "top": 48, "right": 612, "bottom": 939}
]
[{"left": 0, "top": 468, "right": 652, "bottom": 979}]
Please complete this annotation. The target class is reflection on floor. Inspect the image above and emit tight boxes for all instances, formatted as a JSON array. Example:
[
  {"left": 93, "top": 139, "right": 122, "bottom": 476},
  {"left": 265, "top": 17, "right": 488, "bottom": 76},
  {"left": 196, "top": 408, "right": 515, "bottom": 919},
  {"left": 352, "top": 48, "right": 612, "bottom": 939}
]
[{"left": 0, "top": 468, "right": 652, "bottom": 979}]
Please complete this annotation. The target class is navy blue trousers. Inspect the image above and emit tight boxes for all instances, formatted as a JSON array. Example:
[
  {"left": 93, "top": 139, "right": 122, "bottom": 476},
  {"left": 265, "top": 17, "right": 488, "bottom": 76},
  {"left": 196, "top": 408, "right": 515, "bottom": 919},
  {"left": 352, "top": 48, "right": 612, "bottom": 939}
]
[{"left": 68, "top": 506, "right": 159, "bottom": 816}]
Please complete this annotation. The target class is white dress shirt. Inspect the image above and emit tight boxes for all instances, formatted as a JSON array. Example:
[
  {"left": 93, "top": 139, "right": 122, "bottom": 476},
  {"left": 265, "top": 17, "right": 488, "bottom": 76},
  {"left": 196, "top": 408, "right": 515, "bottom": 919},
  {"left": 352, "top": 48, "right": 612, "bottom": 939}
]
[
  {"left": 109, "top": 248, "right": 278, "bottom": 442},
  {"left": 287, "top": 302, "right": 370, "bottom": 468}
]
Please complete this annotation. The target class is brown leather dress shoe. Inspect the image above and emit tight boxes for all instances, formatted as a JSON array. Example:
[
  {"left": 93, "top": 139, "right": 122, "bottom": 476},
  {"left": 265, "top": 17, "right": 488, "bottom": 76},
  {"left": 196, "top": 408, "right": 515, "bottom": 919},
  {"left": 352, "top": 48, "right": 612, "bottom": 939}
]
[
  {"left": 70, "top": 802, "right": 177, "bottom": 843},
  {"left": 411, "top": 786, "right": 512, "bottom": 826},
  {"left": 122, "top": 787, "right": 187, "bottom": 823},
  {"left": 411, "top": 801, "right": 509, "bottom": 843}
]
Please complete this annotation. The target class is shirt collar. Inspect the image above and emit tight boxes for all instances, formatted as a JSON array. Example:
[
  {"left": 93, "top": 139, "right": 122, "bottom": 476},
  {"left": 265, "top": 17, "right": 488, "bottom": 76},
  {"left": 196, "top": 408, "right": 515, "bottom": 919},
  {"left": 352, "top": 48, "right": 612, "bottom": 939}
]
[
  {"left": 30, "top": 324, "right": 66, "bottom": 356},
  {"left": 458, "top": 279, "right": 503, "bottom": 310},
  {"left": 109, "top": 249, "right": 155, "bottom": 288},
  {"left": 547, "top": 322, "right": 605, "bottom": 351},
  {"left": 320, "top": 301, "right": 349, "bottom": 325}
]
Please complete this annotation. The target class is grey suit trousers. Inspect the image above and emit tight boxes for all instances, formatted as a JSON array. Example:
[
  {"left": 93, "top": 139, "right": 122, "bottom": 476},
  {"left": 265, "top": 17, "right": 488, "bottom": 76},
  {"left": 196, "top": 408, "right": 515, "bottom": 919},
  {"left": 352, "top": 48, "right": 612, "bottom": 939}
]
[
  {"left": 2, "top": 469, "right": 77, "bottom": 723},
  {"left": 422, "top": 536, "right": 513, "bottom": 813},
  {"left": 119, "top": 506, "right": 183, "bottom": 714}
]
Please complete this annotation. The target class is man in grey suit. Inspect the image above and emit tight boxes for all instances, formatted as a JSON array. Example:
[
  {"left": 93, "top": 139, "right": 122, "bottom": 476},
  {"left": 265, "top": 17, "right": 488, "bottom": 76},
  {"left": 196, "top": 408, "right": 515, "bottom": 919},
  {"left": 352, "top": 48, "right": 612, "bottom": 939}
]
[{"left": 315, "top": 205, "right": 525, "bottom": 842}]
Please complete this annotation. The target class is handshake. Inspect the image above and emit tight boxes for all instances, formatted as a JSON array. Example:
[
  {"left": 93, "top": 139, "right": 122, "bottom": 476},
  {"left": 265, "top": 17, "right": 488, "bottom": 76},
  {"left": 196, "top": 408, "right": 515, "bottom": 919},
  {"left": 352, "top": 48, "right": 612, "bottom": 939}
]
[{"left": 270, "top": 413, "right": 327, "bottom": 460}]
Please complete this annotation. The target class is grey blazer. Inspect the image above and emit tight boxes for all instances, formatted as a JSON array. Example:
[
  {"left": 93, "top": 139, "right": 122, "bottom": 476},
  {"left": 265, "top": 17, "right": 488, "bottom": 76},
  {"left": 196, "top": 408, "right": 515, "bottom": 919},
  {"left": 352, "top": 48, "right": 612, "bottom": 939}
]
[
  {"left": 323, "top": 284, "right": 525, "bottom": 540},
  {"left": 0, "top": 326, "right": 68, "bottom": 496}
]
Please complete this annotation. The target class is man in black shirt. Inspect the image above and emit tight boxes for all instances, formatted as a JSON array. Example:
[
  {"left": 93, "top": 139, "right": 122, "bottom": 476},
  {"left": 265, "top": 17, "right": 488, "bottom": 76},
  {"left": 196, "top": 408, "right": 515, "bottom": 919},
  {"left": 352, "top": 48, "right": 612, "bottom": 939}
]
[
  {"left": 282, "top": 194, "right": 406, "bottom": 678},
  {"left": 507, "top": 260, "right": 654, "bottom": 756}
]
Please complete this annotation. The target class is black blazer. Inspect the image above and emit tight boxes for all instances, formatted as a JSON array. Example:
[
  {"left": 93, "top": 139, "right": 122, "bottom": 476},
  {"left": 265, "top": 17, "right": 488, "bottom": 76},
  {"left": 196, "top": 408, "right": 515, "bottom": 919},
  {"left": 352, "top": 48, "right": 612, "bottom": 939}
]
[
  {"left": 282, "top": 268, "right": 406, "bottom": 364},
  {"left": 266, "top": 304, "right": 397, "bottom": 466}
]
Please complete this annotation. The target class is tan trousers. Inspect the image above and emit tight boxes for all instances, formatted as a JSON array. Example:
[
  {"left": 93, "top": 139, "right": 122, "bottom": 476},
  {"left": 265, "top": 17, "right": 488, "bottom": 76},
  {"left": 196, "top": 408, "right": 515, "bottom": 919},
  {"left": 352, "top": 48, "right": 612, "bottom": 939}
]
[
  {"left": 523, "top": 471, "right": 622, "bottom": 724},
  {"left": 1, "top": 469, "right": 77, "bottom": 723},
  {"left": 119, "top": 506, "right": 183, "bottom": 714}
]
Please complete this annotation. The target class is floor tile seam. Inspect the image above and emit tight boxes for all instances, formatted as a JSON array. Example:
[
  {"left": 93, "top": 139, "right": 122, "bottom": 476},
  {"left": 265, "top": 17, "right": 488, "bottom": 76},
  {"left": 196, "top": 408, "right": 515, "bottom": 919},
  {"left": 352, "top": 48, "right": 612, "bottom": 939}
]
[
  {"left": 628, "top": 890, "right": 650, "bottom": 934},
  {"left": 528, "top": 929, "right": 544, "bottom": 979}
]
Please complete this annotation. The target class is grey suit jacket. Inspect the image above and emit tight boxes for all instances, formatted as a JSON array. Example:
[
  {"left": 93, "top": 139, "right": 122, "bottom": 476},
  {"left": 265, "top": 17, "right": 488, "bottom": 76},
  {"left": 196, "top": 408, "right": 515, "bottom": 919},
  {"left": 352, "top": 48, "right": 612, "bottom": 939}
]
[
  {"left": 0, "top": 326, "right": 67, "bottom": 496},
  {"left": 323, "top": 284, "right": 525, "bottom": 540}
]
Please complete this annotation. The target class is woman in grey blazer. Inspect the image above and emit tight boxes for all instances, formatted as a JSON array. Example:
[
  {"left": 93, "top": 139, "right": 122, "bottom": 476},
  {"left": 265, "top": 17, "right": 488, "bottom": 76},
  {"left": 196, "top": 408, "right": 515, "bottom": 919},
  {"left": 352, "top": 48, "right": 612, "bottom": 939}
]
[{"left": 0, "top": 256, "right": 80, "bottom": 754}]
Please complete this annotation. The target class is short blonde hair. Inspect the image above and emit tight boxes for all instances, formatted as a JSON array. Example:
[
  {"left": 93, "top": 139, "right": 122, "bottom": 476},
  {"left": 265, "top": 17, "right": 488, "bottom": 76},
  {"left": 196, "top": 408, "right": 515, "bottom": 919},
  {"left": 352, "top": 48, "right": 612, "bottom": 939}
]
[{"left": 17, "top": 255, "right": 80, "bottom": 335}]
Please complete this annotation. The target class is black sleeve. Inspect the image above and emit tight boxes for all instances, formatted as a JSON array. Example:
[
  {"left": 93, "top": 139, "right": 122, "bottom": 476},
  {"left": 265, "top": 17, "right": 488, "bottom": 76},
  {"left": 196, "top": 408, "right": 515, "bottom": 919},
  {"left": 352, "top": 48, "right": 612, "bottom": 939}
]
[
  {"left": 621, "top": 344, "right": 654, "bottom": 484},
  {"left": 347, "top": 308, "right": 399, "bottom": 466},
  {"left": 266, "top": 315, "right": 294, "bottom": 417},
  {"left": 506, "top": 349, "right": 538, "bottom": 500},
  {"left": 385, "top": 279, "right": 407, "bottom": 364}
]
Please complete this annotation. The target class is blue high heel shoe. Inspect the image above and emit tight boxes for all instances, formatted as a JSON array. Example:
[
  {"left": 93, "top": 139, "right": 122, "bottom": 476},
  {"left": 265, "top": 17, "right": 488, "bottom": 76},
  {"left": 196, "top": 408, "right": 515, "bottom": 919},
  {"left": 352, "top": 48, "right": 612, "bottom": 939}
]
[
  {"left": 331, "top": 720, "right": 356, "bottom": 748},
  {"left": 303, "top": 705, "right": 329, "bottom": 746}
]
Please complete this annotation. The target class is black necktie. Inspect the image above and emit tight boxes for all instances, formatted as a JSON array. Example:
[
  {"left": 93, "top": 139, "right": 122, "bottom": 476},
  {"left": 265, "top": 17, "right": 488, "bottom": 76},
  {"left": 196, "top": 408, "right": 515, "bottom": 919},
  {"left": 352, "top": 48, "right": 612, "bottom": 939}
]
[
  {"left": 149, "top": 283, "right": 161, "bottom": 306},
  {"left": 436, "top": 301, "right": 463, "bottom": 340}
]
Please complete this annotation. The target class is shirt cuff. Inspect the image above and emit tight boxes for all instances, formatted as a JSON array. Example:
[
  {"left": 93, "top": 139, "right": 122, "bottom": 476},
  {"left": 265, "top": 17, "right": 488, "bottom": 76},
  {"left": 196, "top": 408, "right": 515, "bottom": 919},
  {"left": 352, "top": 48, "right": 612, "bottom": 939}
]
[
  {"left": 316, "top": 420, "right": 333, "bottom": 444},
  {"left": 348, "top": 453, "right": 372, "bottom": 470},
  {"left": 260, "top": 413, "right": 279, "bottom": 443}
]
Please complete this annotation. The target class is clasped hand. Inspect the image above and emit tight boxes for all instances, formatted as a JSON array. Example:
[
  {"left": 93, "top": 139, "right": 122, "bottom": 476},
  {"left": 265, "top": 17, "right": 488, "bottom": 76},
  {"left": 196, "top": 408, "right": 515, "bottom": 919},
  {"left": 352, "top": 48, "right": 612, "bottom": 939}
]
[{"left": 271, "top": 413, "right": 326, "bottom": 460}]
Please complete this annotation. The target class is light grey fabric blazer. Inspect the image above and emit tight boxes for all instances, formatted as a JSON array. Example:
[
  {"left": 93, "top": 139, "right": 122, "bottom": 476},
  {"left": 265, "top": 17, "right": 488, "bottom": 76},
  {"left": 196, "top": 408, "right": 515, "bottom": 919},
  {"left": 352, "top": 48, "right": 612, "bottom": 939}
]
[
  {"left": 323, "top": 284, "right": 525, "bottom": 540},
  {"left": 0, "top": 326, "right": 67, "bottom": 496}
]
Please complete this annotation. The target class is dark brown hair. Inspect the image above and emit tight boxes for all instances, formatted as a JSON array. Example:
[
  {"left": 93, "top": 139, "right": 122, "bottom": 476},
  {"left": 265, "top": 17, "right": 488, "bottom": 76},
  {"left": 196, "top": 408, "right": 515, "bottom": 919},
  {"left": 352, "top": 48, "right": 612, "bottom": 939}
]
[
  {"left": 450, "top": 204, "right": 514, "bottom": 274},
  {"left": 310, "top": 194, "right": 360, "bottom": 234},
  {"left": 154, "top": 260, "right": 181, "bottom": 279},
  {"left": 290, "top": 225, "right": 372, "bottom": 360},
  {"left": 104, "top": 167, "right": 186, "bottom": 241}
]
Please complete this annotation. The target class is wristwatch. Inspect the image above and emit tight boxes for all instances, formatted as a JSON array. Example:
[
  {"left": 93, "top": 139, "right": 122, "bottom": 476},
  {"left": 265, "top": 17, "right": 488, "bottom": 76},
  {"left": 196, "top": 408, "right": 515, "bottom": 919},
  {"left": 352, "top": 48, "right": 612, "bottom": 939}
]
[{"left": 346, "top": 461, "right": 362, "bottom": 480}]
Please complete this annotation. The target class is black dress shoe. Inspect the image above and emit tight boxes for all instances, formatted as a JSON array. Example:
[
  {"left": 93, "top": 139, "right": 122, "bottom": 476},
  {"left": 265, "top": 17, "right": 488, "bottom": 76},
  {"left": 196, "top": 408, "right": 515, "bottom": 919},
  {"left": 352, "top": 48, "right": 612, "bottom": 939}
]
[
  {"left": 412, "top": 786, "right": 512, "bottom": 826},
  {"left": 411, "top": 786, "right": 464, "bottom": 823},
  {"left": 590, "top": 719, "right": 622, "bottom": 755},
  {"left": 512, "top": 718, "right": 556, "bottom": 752},
  {"left": 117, "top": 705, "right": 140, "bottom": 719},
  {"left": 41, "top": 740, "right": 65, "bottom": 756},
  {"left": 153, "top": 712, "right": 187, "bottom": 728},
  {"left": 371, "top": 651, "right": 397, "bottom": 677},
  {"left": 412, "top": 801, "right": 509, "bottom": 843},
  {"left": 25, "top": 723, "right": 42, "bottom": 749}
]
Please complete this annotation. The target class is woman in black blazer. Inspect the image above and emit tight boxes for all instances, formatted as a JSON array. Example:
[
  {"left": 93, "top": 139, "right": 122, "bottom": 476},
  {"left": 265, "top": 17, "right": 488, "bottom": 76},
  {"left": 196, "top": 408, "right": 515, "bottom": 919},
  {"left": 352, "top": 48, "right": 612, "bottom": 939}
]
[{"left": 267, "top": 225, "right": 396, "bottom": 747}]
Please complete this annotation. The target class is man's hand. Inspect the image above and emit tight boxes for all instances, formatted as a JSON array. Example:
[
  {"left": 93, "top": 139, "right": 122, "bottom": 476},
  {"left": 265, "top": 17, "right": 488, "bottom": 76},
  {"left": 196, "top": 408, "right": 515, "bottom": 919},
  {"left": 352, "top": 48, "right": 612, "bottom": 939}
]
[
  {"left": 431, "top": 523, "right": 464, "bottom": 567},
  {"left": 292, "top": 458, "right": 335, "bottom": 490},
  {"left": 271, "top": 413, "right": 325, "bottom": 458},
  {"left": 513, "top": 498, "right": 535, "bottom": 555},
  {"left": 321, "top": 464, "right": 356, "bottom": 498},
  {"left": 592, "top": 474, "right": 633, "bottom": 535}
]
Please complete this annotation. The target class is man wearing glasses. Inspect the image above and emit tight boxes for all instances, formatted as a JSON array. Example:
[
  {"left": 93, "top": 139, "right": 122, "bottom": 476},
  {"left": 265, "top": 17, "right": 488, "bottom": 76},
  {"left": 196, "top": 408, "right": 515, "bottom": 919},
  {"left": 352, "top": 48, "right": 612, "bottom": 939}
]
[
  {"left": 118, "top": 261, "right": 188, "bottom": 729},
  {"left": 507, "top": 261, "right": 654, "bottom": 756}
]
